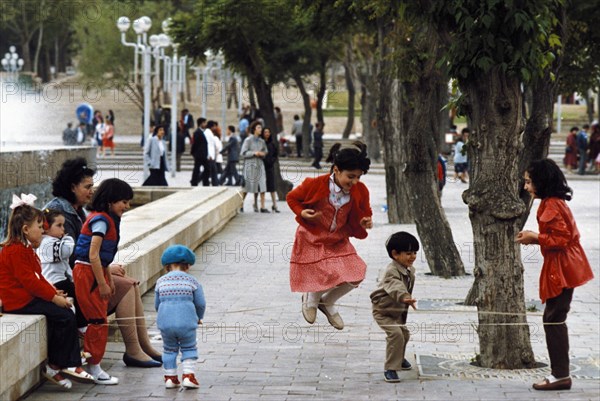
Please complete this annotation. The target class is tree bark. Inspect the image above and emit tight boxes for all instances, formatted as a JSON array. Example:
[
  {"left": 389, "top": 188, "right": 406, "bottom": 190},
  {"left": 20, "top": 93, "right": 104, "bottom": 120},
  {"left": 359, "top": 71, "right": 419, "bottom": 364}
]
[
  {"left": 462, "top": 68, "right": 536, "bottom": 369},
  {"left": 293, "top": 75, "right": 313, "bottom": 160},
  {"left": 316, "top": 60, "right": 327, "bottom": 124},
  {"left": 342, "top": 46, "right": 355, "bottom": 139},
  {"left": 33, "top": 21, "right": 43, "bottom": 76},
  {"left": 376, "top": 18, "right": 413, "bottom": 224}
]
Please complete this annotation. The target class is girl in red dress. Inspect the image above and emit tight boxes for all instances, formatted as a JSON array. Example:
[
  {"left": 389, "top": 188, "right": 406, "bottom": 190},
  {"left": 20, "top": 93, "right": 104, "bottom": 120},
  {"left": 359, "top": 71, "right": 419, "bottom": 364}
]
[
  {"left": 517, "top": 159, "right": 594, "bottom": 391},
  {"left": 287, "top": 142, "right": 373, "bottom": 330}
]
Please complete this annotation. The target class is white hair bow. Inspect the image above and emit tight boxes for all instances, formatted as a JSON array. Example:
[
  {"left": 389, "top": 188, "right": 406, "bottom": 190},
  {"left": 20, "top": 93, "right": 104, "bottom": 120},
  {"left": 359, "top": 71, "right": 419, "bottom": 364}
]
[{"left": 9, "top": 193, "right": 38, "bottom": 210}]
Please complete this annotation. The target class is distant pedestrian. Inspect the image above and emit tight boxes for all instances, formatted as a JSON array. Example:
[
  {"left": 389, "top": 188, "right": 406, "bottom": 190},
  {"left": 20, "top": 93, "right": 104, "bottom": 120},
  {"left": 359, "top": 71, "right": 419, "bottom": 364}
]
[
  {"left": 311, "top": 122, "right": 324, "bottom": 169},
  {"left": 143, "top": 125, "right": 169, "bottom": 186},
  {"left": 576, "top": 124, "right": 589, "bottom": 175},
  {"left": 563, "top": 127, "right": 578, "bottom": 174},
  {"left": 63, "top": 122, "right": 77, "bottom": 145},
  {"left": 220, "top": 125, "right": 241, "bottom": 186},
  {"left": 516, "top": 159, "right": 594, "bottom": 391},
  {"left": 453, "top": 129, "right": 469, "bottom": 183},
  {"left": 587, "top": 123, "right": 600, "bottom": 173},
  {"left": 287, "top": 142, "right": 373, "bottom": 330},
  {"left": 155, "top": 245, "right": 206, "bottom": 389},
  {"left": 262, "top": 127, "right": 279, "bottom": 212},
  {"left": 437, "top": 154, "right": 447, "bottom": 196},
  {"left": 102, "top": 116, "right": 115, "bottom": 157},
  {"left": 240, "top": 121, "right": 268, "bottom": 212},
  {"left": 371, "top": 231, "right": 419, "bottom": 383},
  {"left": 291, "top": 115, "right": 303, "bottom": 157}
]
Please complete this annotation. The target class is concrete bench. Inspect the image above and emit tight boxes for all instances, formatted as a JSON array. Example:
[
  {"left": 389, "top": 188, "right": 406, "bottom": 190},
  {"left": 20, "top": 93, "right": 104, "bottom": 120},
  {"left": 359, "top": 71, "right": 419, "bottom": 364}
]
[{"left": 0, "top": 186, "right": 241, "bottom": 400}]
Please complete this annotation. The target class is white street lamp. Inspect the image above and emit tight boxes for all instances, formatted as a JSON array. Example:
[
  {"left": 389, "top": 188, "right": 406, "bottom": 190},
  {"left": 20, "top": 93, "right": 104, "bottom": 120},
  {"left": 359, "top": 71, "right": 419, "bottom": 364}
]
[
  {"left": 1, "top": 46, "right": 24, "bottom": 82},
  {"left": 117, "top": 15, "right": 153, "bottom": 180}
]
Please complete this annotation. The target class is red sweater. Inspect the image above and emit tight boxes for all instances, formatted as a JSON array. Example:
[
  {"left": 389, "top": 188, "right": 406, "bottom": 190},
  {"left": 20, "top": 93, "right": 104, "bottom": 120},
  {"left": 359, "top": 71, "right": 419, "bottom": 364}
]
[
  {"left": 0, "top": 242, "right": 57, "bottom": 311},
  {"left": 286, "top": 174, "right": 372, "bottom": 239}
]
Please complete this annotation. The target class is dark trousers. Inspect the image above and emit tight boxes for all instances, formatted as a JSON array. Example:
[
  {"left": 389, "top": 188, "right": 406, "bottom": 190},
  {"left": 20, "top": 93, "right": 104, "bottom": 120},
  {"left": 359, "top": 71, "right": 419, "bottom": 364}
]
[
  {"left": 201, "top": 159, "right": 219, "bottom": 186},
  {"left": 544, "top": 288, "right": 573, "bottom": 378},
  {"left": 11, "top": 298, "right": 81, "bottom": 368},
  {"left": 295, "top": 134, "right": 303, "bottom": 157},
  {"left": 220, "top": 160, "right": 241, "bottom": 185},
  {"left": 312, "top": 146, "right": 323, "bottom": 168},
  {"left": 577, "top": 149, "right": 587, "bottom": 175},
  {"left": 54, "top": 279, "right": 88, "bottom": 328},
  {"left": 191, "top": 157, "right": 208, "bottom": 186}
]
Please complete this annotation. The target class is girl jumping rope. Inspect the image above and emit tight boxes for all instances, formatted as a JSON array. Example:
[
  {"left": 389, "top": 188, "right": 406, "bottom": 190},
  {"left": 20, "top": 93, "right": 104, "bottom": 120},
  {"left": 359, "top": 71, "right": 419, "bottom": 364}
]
[
  {"left": 0, "top": 194, "right": 93, "bottom": 389},
  {"left": 516, "top": 159, "right": 594, "bottom": 391},
  {"left": 287, "top": 141, "right": 373, "bottom": 330},
  {"left": 73, "top": 178, "right": 134, "bottom": 385}
]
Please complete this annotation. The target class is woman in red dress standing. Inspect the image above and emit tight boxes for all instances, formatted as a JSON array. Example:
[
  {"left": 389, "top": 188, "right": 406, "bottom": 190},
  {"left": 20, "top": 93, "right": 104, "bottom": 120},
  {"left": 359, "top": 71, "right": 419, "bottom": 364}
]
[
  {"left": 563, "top": 126, "right": 578, "bottom": 173},
  {"left": 287, "top": 142, "right": 373, "bottom": 330}
]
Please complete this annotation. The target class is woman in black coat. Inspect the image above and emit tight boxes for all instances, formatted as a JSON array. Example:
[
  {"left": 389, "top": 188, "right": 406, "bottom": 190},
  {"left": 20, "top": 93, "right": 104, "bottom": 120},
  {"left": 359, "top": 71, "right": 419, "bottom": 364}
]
[{"left": 262, "top": 127, "right": 280, "bottom": 212}]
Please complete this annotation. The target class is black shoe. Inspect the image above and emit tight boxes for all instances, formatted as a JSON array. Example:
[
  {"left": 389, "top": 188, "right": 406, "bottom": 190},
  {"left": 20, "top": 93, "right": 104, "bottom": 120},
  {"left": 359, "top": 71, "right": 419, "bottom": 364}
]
[
  {"left": 260, "top": 208, "right": 270, "bottom": 213},
  {"left": 253, "top": 204, "right": 259, "bottom": 213},
  {"left": 272, "top": 206, "right": 280, "bottom": 213},
  {"left": 150, "top": 354, "right": 162, "bottom": 363},
  {"left": 384, "top": 370, "right": 401, "bottom": 383},
  {"left": 401, "top": 358, "right": 412, "bottom": 370},
  {"left": 123, "top": 353, "right": 162, "bottom": 368}
]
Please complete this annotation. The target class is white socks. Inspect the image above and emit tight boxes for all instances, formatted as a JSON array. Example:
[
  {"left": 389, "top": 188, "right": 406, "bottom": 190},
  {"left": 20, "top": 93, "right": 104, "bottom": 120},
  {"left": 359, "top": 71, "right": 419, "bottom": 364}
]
[
  {"left": 164, "top": 368, "right": 177, "bottom": 376},
  {"left": 182, "top": 359, "right": 196, "bottom": 374},
  {"left": 320, "top": 283, "right": 355, "bottom": 314},
  {"left": 306, "top": 291, "right": 325, "bottom": 309}
]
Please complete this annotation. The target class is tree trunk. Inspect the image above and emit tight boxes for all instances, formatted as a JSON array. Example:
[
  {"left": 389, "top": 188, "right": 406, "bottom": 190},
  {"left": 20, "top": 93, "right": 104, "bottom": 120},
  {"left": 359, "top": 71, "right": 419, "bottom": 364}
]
[
  {"left": 316, "top": 60, "right": 327, "bottom": 124},
  {"left": 342, "top": 46, "right": 355, "bottom": 139},
  {"left": 462, "top": 68, "right": 536, "bottom": 369},
  {"left": 293, "top": 75, "right": 313, "bottom": 160},
  {"left": 33, "top": 21, "right": 43, "bottom": 76},
  {"left": 376, "top": 18, "right": 413, "bottom": 224},
  {"left": 250, "top": 73, "right": 292, "bottom": 199}
]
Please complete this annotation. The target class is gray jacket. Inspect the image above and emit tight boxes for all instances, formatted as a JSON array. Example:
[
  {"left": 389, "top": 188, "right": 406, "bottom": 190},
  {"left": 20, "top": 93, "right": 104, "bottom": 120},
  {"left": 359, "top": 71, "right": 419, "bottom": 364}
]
[{"left": 145, "top": 135, "right": 169, "bottom": 170}]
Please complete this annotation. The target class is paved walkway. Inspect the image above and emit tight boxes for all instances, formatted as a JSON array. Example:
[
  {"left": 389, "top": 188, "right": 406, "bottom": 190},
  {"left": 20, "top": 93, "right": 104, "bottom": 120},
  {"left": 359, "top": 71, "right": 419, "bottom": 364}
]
[{"left": 25, "top": 169, "right": 599, "bottom": 400}]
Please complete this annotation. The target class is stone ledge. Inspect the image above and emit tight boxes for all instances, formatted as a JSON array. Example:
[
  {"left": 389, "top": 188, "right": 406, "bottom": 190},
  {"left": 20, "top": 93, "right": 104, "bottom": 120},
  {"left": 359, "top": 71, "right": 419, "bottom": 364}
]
[{"left": 0, "top": 314, "right": 46, "bottom": 401}]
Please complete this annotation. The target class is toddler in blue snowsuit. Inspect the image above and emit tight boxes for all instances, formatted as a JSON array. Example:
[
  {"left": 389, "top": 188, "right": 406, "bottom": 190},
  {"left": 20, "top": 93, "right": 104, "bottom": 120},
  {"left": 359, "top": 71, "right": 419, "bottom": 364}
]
[{"left": 155, "top": 245, "right": 206, "bottom": 389}]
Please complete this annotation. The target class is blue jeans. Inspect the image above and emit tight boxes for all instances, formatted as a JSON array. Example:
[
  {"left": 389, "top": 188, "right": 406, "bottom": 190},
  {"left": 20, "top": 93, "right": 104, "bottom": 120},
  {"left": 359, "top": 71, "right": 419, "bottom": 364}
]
[{"left": 161, "top": 327, "right": 198, "bottom": 370}]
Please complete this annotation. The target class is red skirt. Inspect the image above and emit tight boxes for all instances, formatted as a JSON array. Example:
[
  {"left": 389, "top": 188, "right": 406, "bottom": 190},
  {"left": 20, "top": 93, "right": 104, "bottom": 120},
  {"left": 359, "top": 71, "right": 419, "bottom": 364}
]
[{"left": 289, "top": 225, "right": 367, "bottom": 292}]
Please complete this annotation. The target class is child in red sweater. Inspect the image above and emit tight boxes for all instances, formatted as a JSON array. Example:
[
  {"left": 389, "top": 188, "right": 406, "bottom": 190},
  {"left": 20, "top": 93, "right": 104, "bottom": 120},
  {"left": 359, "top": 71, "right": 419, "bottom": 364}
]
[
  {"left": 0, "top": 194, "right": 92, "bottom": 389},
  {"left": 287, "top": 142, "right": 373, "bottom": 330}
]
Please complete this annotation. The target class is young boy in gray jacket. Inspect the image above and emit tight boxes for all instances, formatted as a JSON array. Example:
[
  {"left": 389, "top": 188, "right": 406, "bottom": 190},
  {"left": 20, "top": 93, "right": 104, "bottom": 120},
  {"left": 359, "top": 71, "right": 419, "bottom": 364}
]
[{"left": 370, "top": 232, "right": 419, "bottom": 383}]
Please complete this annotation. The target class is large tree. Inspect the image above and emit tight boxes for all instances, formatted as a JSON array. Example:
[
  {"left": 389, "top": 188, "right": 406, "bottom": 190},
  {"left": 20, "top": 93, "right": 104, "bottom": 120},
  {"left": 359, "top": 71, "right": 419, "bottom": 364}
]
[{"left": 435, "top": 0, "right": 564, "bottom": 368}]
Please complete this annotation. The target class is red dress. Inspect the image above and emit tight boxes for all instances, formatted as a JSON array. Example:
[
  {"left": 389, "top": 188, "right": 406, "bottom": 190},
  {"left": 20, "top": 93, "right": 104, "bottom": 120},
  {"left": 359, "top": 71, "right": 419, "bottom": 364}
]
[
  {"left": 287, "top": 174, "right": 372, "bottom": 292},
  {"left": 537, "top": 197, "right": 594, "bottom": 303},
  {"left": 563, "top": 133, "right": 577, "bottom": 168}
]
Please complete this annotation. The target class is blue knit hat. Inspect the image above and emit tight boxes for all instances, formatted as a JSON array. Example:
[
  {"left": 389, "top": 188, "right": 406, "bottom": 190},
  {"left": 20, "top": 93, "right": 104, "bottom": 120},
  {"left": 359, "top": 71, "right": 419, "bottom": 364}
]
[{"left": 161, "top": 245, "right": 196, "bottom": 266}]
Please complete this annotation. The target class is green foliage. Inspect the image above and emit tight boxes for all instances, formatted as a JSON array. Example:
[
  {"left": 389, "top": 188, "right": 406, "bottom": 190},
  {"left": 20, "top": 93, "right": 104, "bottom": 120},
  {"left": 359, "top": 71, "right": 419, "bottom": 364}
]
[
  {"left": 433, "top": 0, "right": 563, "bottom": 83},
  {"left": 72, "top": 0, "right": 178, "bottom": 84},
  {"left": 558, "top": 0, "right": 600, "bottom": 94}
]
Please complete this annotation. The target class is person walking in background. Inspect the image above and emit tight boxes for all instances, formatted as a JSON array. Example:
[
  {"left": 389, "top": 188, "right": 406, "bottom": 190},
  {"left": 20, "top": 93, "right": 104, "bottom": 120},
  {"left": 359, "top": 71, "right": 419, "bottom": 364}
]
[
  {"left": 587, "top": 122, "right": 600, "bottom": 174},
  {"left": 220, "top": 125, "right": 242, "bottom": 186},
  {"left": 102, "top": 116, "right": 115, "bottom": 157},
  {"left": 287, "top": 142, "right": 373, "bottom": 330},
  {"left": 576, "top": 124, "right": 589, "bottom": 175},
  {"left": 94, "top": 115, "right": 105, "bottom": 158},
  {"left": 175, "top": 111, "right": 192, "bottom": 172},
  {"left": 437, "top": 154, "right": 447, "bottom": 197},
  {"left": 201, "top": 120, "right": 219, "bottom": 186},
  {"left": 516, "top": 159, "right": 594, "bottom": 391},
  {"left": 262, "top": 126, "right": 280, "bottom": 212},
  {"left": 190, "top": 118, "right": 208, "bottom": 186},
  {"left": 240, "top": 121, "right": 269, "bottom": 213},
  {"left": 155, "top": 245, "right": 206, "bottom": 389},
  {"left": 311, "top": 121, "right": 324, "bottom": 169},
  {"left": 371, "top": 232, "right": 419, "bottom": 383},
  {"left": 143, "top": 125, "right": 169, "bottom": 186},
  {"left": 214, "top": 125, "right": 224, "bottom": 183},
  {"left": 453, "top": 130, "right": 468, "bottom": 183},
  {"left": 63, "top": 122, "right": 76, "bottom": 145},
  {"left": 291, "top": 114, "right": 303, "bottom": 157},
  {"left": 275, "top": 106, "right": 284, "bottom": 134},
  {"left": 564, "top": 126, "right": 578, "bottom": 174}
]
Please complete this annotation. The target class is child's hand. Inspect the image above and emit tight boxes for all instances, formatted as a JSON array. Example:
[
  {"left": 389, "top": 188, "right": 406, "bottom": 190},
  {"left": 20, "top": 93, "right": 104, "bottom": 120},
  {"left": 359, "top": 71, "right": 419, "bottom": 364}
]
[
  {"left": 55, "top": 289, "right": 67, "bottom": 297},
  {"left": 52, "top": 294, "right": 71, "bottom": 308},
  {"left": 301, "top": 209, "right": 322, "bottom": 222},
  {"left": 99, "top": 282, "right": 112, "bottom": 299},
  {"left": 403, "top": 298, "right": 417, "bottom": 310},
  {"left": 109, "top": 264, "right": 126, "bottom": 277},
  {"left": 360, "top": 216, "right": 373, "bottom": 229},
  {"left": 515, "top": 230, "right": 538, "bottom": 245}
]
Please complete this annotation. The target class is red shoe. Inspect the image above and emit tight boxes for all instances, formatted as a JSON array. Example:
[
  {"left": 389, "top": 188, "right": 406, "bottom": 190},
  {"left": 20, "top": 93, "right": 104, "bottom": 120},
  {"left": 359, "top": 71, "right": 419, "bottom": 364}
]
[
  {"left": 182, "top": 373, "right": 200, "bottom": 388},
  {"left": 164, "top": 375, "right": 180, "bottom": 389}
]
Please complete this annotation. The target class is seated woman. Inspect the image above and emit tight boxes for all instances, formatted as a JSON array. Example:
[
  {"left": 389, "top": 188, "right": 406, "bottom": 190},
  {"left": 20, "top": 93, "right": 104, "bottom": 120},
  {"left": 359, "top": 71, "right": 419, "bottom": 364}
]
[{"left": 45, "top": 157, "right": 162, "bottom": 367}]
